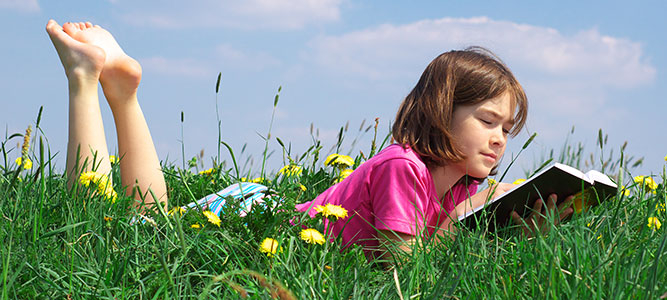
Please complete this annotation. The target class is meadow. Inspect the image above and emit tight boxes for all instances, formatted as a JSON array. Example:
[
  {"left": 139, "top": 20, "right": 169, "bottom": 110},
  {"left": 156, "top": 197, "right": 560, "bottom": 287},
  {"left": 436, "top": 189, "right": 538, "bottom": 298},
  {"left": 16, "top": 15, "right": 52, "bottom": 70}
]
[{"left": 1, "top": 98, "right": 666, "bottom": 299}]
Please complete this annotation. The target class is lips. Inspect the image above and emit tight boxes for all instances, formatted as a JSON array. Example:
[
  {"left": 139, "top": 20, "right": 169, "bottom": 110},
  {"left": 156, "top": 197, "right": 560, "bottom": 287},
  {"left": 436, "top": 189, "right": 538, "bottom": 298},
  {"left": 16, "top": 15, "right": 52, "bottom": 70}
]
[{"left": 482, "top": 152, "right": 498, "bottom": 162}]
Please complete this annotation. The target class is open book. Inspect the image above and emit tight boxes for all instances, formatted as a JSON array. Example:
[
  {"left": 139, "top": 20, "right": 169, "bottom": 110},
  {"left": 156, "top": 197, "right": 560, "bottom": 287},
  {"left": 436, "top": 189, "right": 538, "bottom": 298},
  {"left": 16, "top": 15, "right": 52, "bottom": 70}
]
[{"left": 458, "top": 163, "right": 618, "bottom": 230}]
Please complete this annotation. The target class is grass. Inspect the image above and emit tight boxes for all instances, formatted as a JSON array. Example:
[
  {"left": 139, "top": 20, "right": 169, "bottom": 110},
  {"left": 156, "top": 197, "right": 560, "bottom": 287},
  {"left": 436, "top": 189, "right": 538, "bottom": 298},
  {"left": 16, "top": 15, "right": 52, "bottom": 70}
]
[{"left": 1, "top": 105, "right": 666, "bottom": 299}]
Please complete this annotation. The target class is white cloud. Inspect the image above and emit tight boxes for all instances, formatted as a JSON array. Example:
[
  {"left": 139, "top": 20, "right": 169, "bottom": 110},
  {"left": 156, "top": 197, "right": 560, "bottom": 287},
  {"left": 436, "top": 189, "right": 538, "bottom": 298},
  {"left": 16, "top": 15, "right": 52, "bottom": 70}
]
[
  {"left": 140, "top": 57, "right": 212, "bottom": 78},
  {"left": 306, "top": 17, "right": 656, "bottom": 88},
  {"left": 215, "top": 44, "right": 281, "bottom": 71},
  {"left": 117, "top": 0, "right": 341, "bottom": 30},
  {"left": 0, "top": 0, "right": 39, "bottom": 12},
  {"left": 300, "top": 16, "right": 658, "bottom": 166}
]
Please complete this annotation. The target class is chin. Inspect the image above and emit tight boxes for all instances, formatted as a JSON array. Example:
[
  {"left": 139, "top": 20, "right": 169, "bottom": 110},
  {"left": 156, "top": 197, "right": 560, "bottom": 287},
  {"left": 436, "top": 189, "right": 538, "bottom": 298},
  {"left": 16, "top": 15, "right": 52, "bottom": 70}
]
[{"left": 468, "top": 167, "right": 493, "bottom": 179}]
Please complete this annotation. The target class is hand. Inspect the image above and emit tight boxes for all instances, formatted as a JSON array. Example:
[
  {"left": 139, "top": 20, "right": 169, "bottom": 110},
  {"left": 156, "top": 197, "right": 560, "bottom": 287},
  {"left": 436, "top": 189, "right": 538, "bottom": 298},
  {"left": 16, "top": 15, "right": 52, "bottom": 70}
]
[
  {"left": 457, "top": 182, "right": 517, "bottom": 220},
  {"left": 510, "top": 194, "right": 574, "bottom": 238},
  {"left": 483, "top": 182, "right": 517, "bottom": 200}
]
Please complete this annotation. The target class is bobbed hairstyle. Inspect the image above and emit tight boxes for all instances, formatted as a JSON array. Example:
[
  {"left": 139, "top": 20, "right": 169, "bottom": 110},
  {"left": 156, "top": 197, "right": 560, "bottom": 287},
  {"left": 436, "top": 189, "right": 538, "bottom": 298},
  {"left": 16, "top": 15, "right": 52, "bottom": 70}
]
[{"left": 392, "top": 46, "right": 528, "bottom": 169}]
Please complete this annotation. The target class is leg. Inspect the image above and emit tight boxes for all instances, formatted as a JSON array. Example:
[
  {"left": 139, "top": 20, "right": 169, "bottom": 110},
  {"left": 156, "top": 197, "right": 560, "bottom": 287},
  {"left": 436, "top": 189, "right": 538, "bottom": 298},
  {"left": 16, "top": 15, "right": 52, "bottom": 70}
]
[
  {"left": 62, "top": 22, "right": 168, "bottom": 210},
  {"left": 46, "top": 20, "right": 112, "bottom": 185}
]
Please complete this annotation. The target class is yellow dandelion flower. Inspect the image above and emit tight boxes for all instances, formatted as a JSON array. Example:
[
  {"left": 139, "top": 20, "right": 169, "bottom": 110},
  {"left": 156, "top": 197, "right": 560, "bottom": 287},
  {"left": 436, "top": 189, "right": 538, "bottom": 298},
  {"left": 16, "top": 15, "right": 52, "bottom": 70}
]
[
  {"left": 15, "top": 157, "right": 32, "bottom": 170},
  {"left": 191, "top": 223, "right": 202, "bottom": 229},
  {"left": 512, "top": 178, "right": 526, "bottom": 185},
  {"left": 259, "top": 237, "right": 281, "bottom": 257},
  {"left": 300, "top": 228, "right": 325, "bottom": 245},
  {"left": 79, "top": 171, "right": 117, "bottom": 202},
  {"left": 104, "top": 216, "right": 113, "bottom": 222},
  {"left": 634, "top": 176, "right": 658, "bottom": 192},
  {"left": 324, "top": 265, "right": 332, "bottom": 271},
  {"left": 299, "top": 184, "right": 307, "bottom": 191},
  {"left": 664, "top": 155, "right": 667, "bottom": 162},
  {"left": 488, "top": 178, "right": 497, "bottom": 186},
  {"left": 168, "top": 206, "right": 186, "bottom": 216},
  {"left": 315, "top": 203, "right": 348, "bottom": 220},
  {"left": 324, "top": 154, "right": 354, "bottom": 168},
  {"left": 199, "top": 168, "right": 214, "bottom": 176},
  {"left": 619, "top": 185, "right": 630, "bottom": 197},
  {"left": 657, "top": 202, "right": 666, "bottom": 213},
  {"left": 335, "top": 169, "right": 354, "bottom": 183},
  {"left": 279, "top": 165, "right": 302, "bottom": 177},
  {"left": 109, "top": 155, "right": 118, "bottom": 164},
  {"left": 241, "top": 177, "right": 265, "bottom": 183},
  {"left": 647, "top": 217, "right": 662, "bottom": 230},
  {"left": 203, "top": 210, "right": 221, "bottom": 227}
]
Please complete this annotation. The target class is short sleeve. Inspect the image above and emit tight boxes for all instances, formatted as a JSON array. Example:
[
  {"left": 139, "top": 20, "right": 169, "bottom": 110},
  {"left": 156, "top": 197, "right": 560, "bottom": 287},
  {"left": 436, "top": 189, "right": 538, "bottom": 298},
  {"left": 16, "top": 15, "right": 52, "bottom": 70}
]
[{"left": 369, "top": 158, "right": 433, "bottom": 235}]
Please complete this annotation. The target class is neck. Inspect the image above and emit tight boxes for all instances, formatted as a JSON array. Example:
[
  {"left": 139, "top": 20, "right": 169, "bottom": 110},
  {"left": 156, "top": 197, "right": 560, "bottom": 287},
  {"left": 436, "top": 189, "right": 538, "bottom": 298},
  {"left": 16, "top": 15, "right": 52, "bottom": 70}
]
[{"left": 428, "top": 164, "right": 464, "bottom": 199}]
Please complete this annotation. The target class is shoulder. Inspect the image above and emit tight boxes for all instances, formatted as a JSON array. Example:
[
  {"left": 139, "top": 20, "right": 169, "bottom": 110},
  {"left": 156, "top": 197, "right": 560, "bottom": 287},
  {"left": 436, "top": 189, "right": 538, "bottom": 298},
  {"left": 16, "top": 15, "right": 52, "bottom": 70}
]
[
  {"left": 366, "top": 144, "right": 431, "bottom": 185},
  {"left": 370, "top": 144, "right": 427, "bottom": 170}
]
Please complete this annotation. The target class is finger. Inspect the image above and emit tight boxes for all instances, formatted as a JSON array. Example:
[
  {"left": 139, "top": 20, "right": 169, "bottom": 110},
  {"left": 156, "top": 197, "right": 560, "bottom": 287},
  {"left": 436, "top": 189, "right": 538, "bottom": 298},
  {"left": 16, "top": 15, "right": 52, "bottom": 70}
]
[
  {"left": 558, "top": 207, "right": 574, "bottom": 222},
  {"left": 511, "top": 211, "right": 531, "bottom": 237},
  {"left": 546, "top": 194, "right": 557, "bottom": 212},
  {"left": 557, "top": 195, "right": 575, "bottom": 212},
  {"left": 510, "top": 211, "right": 523, "bottom": 226},
  {"left": 531, "top": 199, "right": 543, "bottom": 220}
]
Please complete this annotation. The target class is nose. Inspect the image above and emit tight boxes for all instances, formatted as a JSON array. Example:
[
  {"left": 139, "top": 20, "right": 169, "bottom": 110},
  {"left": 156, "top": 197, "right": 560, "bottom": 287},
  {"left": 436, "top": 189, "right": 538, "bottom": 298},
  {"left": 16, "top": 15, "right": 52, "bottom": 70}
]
[{"left": 490, "top": 127, "right": 506, "bottom": 149}]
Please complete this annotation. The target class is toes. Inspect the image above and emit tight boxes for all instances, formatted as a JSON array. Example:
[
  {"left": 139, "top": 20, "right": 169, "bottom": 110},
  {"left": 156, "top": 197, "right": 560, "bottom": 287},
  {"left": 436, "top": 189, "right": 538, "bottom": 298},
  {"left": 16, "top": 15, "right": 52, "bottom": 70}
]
[
  {"left": 45, "top": 19, "right": 62, "bottom": 33},
  {"left": 85, "top": 22, "right": 93, "bottom": 29},
  {"left": 62, "top": 22, "right": 78, "bottom": 35}
]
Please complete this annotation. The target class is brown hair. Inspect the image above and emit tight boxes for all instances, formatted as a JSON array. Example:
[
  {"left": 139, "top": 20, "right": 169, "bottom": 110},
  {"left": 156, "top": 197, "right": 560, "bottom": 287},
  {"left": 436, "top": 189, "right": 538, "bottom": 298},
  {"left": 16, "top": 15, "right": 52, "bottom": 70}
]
[{"left": 392, "top": 46, "right": 527, "bottom": 169}]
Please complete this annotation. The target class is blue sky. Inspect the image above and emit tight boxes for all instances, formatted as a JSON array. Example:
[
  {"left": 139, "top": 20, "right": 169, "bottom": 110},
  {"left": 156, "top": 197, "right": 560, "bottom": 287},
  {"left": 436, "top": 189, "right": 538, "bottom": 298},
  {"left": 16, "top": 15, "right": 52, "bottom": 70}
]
[{"left": 1, "top": 0, "right": 665, "bottom": 180}]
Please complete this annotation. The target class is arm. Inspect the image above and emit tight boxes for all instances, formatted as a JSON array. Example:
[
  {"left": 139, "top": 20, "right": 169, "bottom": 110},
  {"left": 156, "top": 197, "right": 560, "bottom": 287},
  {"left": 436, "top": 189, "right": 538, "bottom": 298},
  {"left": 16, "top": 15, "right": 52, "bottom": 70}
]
[{"left": 376, "top": 182, "right": 517, "bottom": 262}]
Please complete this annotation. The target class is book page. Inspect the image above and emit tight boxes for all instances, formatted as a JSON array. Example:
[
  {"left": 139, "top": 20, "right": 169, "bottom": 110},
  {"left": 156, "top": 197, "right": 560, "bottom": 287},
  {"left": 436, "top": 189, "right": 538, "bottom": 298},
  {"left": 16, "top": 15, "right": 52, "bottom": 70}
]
[{"left": 584, "top": 170, "right": 617, "bottom": 188}]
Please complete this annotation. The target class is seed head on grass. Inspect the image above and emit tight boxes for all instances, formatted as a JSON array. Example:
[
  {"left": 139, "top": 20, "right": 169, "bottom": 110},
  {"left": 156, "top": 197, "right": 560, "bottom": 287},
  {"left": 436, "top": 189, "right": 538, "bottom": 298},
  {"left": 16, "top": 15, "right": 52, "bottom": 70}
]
[
  {"left": 325, "top": 154, "right": 354, "bottom": 169},
  {"left": 21, "top": 126, "right": 31, "bottom": 156},
  {"left": 203, "top": 211, "right": 221, "bottom": 227},
  {"left": 300, "top": 228, "right": 325, "bottom": 245},
  {"left": 15, "top": 157, "right": 32, "bottom": 170},
  {"left": 315, "top": 203, "right": 348, "bottom": 220},
  {"left": 259, "top": 238, "right": 281, "bottom": 257},
  {"left": 648, "top": 217, "right": 662, "bottom": 231}
]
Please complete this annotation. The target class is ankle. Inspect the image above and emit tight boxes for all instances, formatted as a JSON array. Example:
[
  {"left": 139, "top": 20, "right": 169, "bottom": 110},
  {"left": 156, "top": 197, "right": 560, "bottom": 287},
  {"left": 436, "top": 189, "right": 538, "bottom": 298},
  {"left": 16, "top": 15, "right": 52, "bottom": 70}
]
[{"left": 67, "top": 74, "right": 100, "bottom": 92}]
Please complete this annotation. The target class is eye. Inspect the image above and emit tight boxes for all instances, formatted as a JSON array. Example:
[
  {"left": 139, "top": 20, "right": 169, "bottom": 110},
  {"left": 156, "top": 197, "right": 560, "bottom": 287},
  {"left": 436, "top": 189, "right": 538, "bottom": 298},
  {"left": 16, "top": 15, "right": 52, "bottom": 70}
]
[
  {"left": 480, "top": 118, "right": 492, "bottom": 125},
  {"left": 502, "top": 127, "right": 511, "bottom": 135}
]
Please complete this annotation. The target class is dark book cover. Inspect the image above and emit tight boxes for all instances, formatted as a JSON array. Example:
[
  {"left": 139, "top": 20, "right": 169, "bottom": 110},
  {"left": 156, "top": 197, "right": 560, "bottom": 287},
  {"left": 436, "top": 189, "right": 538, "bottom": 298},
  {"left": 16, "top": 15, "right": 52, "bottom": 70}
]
[{"left": 458, "top": 163, "right": 618, "bottom": 231}]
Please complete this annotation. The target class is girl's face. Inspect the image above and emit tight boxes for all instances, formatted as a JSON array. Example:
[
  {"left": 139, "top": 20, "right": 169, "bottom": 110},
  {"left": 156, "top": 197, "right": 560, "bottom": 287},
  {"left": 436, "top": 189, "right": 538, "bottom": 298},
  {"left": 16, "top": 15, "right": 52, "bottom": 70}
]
[{"left": 449, "top": 92, "right": 514, "bottom": 178}]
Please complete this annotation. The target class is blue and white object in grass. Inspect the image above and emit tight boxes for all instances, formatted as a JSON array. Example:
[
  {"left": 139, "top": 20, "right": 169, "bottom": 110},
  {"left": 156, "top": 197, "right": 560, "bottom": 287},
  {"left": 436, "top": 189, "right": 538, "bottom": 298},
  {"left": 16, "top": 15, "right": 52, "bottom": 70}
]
[{"left": 186, "top": 182, "right": 270, "bottom": 217}]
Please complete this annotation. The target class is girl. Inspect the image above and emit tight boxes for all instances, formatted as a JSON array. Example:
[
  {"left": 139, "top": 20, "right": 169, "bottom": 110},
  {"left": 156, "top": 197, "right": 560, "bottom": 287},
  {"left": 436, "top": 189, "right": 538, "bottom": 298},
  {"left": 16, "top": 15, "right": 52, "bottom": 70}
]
[
  {"left": 295, "top": 48, "right": 574, "bottom": 257},
  {"left": 46, "top": 20, "right": 573, "bottom": 258}
]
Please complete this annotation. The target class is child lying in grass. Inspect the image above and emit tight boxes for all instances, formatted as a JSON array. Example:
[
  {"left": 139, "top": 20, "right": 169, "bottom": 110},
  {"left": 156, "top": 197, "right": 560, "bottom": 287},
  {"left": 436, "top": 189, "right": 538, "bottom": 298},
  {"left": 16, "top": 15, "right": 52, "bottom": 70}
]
[{"left": 46, "top": 19, "right": 574, "bottom": 260}]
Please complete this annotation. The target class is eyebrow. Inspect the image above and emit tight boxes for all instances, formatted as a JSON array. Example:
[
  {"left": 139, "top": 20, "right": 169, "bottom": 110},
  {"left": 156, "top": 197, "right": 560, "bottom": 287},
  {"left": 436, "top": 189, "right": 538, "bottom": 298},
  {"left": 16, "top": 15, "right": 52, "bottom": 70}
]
[{"left": 479, "top": 108, "right": 515, "bottom": 126}]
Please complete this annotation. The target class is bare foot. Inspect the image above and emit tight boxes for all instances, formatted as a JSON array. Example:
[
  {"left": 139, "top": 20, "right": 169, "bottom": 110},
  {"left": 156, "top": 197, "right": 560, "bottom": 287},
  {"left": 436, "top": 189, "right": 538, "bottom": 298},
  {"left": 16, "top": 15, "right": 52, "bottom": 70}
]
[
  {"left": 61, "top": 21, "right": 142, "bottom": 107},
  {"left": 46, "top": 20, "right": 105, "bottom": 83}
]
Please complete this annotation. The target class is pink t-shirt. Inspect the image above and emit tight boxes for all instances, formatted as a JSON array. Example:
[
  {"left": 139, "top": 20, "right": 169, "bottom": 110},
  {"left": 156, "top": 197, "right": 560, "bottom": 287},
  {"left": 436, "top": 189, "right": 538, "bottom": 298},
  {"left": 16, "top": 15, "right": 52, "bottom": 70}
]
[{"left": 295, "top": 144, "right": 477, "bottom": 256}]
